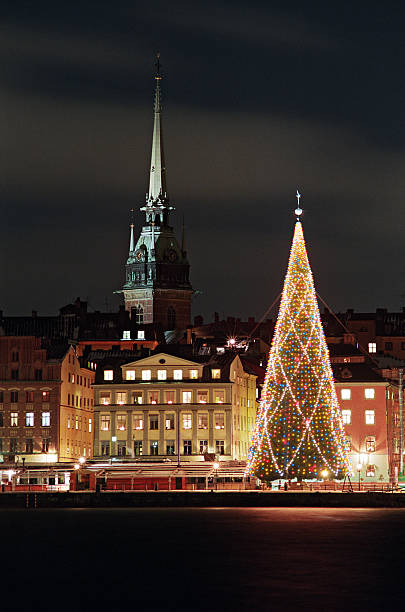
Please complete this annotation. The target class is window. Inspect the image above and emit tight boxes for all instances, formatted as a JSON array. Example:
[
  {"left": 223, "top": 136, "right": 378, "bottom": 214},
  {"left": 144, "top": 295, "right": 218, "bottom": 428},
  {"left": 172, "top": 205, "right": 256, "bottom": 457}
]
[
  {"left": 150, "top": 441, "right": 159, "bottom": 456},
  {"left": 101, "top": 415, "right": 111, "bottom": 431},
  {"left": 215, "top": 413, "right": 225, "bottom": 429},
  {"left": 183, "top": 440, "right": 192, "bottom": 455},
  {"left": 89, "top": 418, "right": 92, "bottom": 433},
  {"left": 132, "top": 391, "right": 143, "bottom": 405},
  {"left": 42, "top": 391, "right": 50, "bottom": 402},
  {"left": 366, "top": 465, "right": 376, "bottom": 477},
  {"left": 116, "top": 391, "right": 126, "bottom": 405},
  {"left": 214, "top": 390, "right": 225, "bottom": 404},
  {"left": 167, "top": 306, "right": 176, "bottom": 329},
  {"left": 134, "top": 305, "right": 143, "bottom": 325},
  {"left": 126, "top": 370, "right": 135, "bottom": 381},
  {"left": 166, "top": 441, "right": 175, "bottom": 455},
  {"left": 173, "top": 369, "right": 183, "bottom": 381},
  {"left": 365, "top": 410, "right": 375, "bottom": 425},
  {"left": 148, "top": 390, "right": 159, "bottom": 405},
  {"left": 75, "top": 415, "right": 79, "bottom": 430},
  {"left": 183, "top": 413, "right": 192, "bottom": 430},
  {"left": 104, "top": 370, "right": 113, "bottom": 381},
  {"left": 117, "top": 442, "right": 126, "bottom": 457},
  {"left": 216, "top": 440, "right": 225, "bottom": 455},
  {"left": 211, "top": 369, "right": 221, "bottom": 379},
  {"left": 11, "top": 412, "right": 18, "bottom": 427},
  {"left": 25, "top": 412, "right": 34, "bottom": 427},
  {"left": 344, "top": 436, "right": 351, "bottom": 452},
  {"left": 117, "top": 414, "right": 127, "bottom": 431},
  {"left": 199, "top": 440, "right": 208, "bottom": 454},
  {"left": 122, "top": 330, "right": 131, "bottom": 340},
  {"left": 11, "top": 369, "right": 19, "bottom": 380},
  {"left": 137, "top": 330, "right": 145, "bottom": 340},
  {"left": 364, "top": 388, "right": 375, "bottom": 400},
  {"left": 165, "top": 391, "right": 175, "bottom": 404},
  {"left": 11, "top": 391, "right": 18, "bottom": 403},
  {"left": 101, "top": 441, "right": 110, "bottom": 456},
  {"left": 142, "top": 369, "right": 151, "bottom": 381},
  {"left": 365, "top": 436, "right": 376, "bottom": 452},
  {"left": 10, "top": 438, "right": 18, "bottom": 453},
  {"left": 341, "top": 389, "right": 351, "bottom": 400},
  {"left": 25, "top": 391, "right": 34, "bottom": 403},
  {"left": 341, "top": 409, "right": 351, "bottom": 425},
  {"left": 182, "top": 391, "right": 192, "bottom": 404},
  {"left": 197, "top": 390, "right": 208, "bottom": 404},
  {"left": 134, "top": 414, "right": 143, "bottom": 430},
  {"left": 133, "top": 440, "right": 143, "bottom": 456},
  {"left": 165, "top": 414, "right": 175, "bottom": 430},
  {"left": 150, "top": 415, "right": 159, "bottom": 430},
  {"left": 34, "top": 369, "right": 42, "bottom": 381},
  {"left": 158, "top": 369, "right": 167, "bottom": 381},
  {"left": 11, "top": 351, "right": 19, "bottom": 362},
  {"left": 198, "top": 413, "right": 208, "bottom": 429},
  {"left": 0, "top": 412, "right": 3, "bottom": 427},
  {"left": 42, "top": 438, "right": 50, "bottom": 453},
  {"left": 25, "top": 438, "right": 33, "bottom": 453},
  {"left": 100, "top": 392, "right": 111, "bottom": 405},
  {"left": 368, "top": 343, "right": 377, "bottom": 354},
  {"left": 385, "top": 342, "right": 393, "bottom": 351},
  {"left": 189, "top": 369, "right": 198, "bottom": 379}
]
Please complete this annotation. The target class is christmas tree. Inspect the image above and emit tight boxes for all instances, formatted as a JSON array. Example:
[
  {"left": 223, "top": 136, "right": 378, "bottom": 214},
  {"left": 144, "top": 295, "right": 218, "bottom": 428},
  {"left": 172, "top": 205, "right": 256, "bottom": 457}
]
[{"left": 247, "top": 197, "right": 349, "bottom": 481}]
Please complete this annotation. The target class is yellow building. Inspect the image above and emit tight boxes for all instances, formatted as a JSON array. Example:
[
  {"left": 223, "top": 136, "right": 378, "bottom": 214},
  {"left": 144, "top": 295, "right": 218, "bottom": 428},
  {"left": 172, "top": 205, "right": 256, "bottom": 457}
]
[{"left": 93, "top": 352, "right": 257, "bottom": 461}]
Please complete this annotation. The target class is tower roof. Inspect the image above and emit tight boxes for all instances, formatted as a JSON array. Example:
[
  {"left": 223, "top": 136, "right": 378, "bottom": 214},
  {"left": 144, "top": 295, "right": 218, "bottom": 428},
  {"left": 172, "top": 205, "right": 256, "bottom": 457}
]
[{"left": 147, "top": 54, "right": 167, "bottom": 206}]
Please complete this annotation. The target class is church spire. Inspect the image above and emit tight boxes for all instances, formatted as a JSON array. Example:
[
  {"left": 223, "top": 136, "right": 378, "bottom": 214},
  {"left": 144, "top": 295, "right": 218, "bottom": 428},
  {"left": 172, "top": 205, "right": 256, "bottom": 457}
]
[
  {"left": 129, "top": 208, "right": 135, "bottom": 252},
  {"left": 147, "top": 53, "right": 167, "bottom": 205}
]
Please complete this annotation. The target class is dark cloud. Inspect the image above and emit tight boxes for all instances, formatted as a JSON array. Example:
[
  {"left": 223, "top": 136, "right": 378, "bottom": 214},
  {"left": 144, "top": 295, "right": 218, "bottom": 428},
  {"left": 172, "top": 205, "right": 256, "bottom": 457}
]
[{"left": 1, "top": 0, "right": 405, "bottom": 320}]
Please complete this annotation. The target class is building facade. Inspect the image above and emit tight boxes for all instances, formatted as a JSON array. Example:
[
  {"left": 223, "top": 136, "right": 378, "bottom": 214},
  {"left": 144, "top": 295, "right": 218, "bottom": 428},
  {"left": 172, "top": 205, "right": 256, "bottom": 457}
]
[
  {"left": 93, "top": 352, "right": 257, "bottom": 461},
  {"left": 0, "top": 337, "right": 94, "bottom": 464}
]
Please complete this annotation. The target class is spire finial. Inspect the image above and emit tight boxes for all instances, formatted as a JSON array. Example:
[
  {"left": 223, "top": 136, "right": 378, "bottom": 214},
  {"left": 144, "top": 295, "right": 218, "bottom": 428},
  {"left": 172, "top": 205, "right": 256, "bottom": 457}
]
[
  {"left": 295, "top": 189, "right": 302, "bottom": 220},
  {"left": 155, "top": 52, "right": 162, "bottom": 80}
]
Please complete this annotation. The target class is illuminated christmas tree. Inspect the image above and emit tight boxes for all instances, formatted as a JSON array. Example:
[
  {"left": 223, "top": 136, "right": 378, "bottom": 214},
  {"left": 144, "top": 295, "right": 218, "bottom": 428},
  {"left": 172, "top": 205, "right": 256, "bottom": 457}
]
[{"left": 247, "top": 194, "right": 350, "bottom": 481}]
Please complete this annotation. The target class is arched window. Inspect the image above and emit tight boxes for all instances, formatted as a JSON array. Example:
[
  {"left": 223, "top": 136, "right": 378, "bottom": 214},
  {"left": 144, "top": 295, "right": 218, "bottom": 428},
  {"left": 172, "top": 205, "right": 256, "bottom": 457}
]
[
  {"left": 134, "top": 304, "right": 144, "bottom": 325},
  {"left": 167, "top": 306, "right": 176, "bottom": 329}
]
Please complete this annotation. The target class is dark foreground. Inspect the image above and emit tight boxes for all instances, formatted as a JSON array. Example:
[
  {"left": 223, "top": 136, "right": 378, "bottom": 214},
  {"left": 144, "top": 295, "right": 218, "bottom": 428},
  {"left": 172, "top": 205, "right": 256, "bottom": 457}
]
[{"left": 2, "top": 507, "right": 405, "bottom": 612}]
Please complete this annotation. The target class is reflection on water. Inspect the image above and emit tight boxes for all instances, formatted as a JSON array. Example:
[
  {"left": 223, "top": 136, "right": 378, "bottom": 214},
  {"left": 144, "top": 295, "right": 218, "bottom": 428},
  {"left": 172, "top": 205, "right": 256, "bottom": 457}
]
[{"left": 2, "top": 507, "right": 404, "bottom": 611}]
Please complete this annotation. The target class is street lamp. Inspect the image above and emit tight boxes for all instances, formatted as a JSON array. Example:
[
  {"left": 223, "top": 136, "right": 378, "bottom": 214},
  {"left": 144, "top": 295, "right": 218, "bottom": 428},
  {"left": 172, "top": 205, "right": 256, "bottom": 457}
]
[
  {"left": 357, "top": 462, "right": 362, "bottom": 491},
  {"left": 213, "top": 462, "right": 219, "bottom": 491}
]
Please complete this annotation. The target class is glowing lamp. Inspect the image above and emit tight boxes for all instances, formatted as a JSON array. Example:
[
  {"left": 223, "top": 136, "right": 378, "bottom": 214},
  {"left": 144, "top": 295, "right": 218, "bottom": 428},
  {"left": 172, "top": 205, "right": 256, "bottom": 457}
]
[
  {"left": 78, "top": 456, "right": 85, "bottom": 465},
  {"left": 321, "top": 469, "right": 328, "bottom": 479},
  {"left": 213, "top": 462, "right": 219, "bottom": 470},
  {"left": 74, "top": 464, "right": 80, "bottom": 470}
]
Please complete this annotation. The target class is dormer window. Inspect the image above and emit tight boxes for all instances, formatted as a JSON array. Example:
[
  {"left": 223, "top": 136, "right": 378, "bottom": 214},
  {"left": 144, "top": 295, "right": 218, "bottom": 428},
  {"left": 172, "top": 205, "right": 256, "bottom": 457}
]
[
  {"left": 122, "top": 330, "right": 131, "bottom": 340},
  {"left": 137, "top": 330, "right": 145, "bottom": 340},
  {"left": 211, "top": 369, "right": 221, "bottom": 380},
  {"left": 104, "top": 370, "right": 113, "bottom": 381}
]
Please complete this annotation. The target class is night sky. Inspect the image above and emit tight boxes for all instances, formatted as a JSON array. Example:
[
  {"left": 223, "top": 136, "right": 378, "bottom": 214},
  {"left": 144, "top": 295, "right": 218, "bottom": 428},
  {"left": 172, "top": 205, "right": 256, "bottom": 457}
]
[{"left": 1, "top": 1, "right": 405, "bottom": 322}]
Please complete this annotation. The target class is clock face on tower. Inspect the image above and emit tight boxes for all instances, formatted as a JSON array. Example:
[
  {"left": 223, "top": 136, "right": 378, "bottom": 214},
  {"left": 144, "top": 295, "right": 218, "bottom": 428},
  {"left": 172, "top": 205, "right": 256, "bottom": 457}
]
[
  {"left": 167, "top": 249, "right": 178, "bottom": 263},
  {"left": 135, "top": 249, "right": 144, "bottom": 262}
]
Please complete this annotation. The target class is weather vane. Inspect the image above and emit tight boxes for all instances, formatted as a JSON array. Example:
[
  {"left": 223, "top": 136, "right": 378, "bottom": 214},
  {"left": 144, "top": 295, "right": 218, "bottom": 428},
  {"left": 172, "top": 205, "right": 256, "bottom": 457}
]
[{"left": 295, "top": 189, "right": 302, "bottom": 219}]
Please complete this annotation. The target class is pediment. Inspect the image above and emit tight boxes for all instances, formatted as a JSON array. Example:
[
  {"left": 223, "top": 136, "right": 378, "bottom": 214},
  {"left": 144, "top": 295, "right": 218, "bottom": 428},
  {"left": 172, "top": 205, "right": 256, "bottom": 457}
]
[{"left": 122, "top": 352, "right": 200, "bottom": 369}]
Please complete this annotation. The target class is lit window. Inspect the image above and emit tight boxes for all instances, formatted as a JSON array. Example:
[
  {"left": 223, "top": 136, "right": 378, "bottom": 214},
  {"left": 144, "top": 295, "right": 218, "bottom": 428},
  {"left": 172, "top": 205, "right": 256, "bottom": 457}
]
[
  {"left": 42, "top": 412, "right": 50, "bottom": 427},
  {"left": 148, "top": 391, "right": 159, "bottom": 404},
  {"left": 341, "top": 409, "right": 351, "bottom": 425},
  {"left": 182, "top": 391, "right": 192, "bottom": 404},
  {"left": 183, "top": 440, "right": 192, "bottom": 455},
  {"left": 173, "top": 370, "right": 183, "bottom": 380},
  {"left": 149, "top": 415, "right": 159, "bottom": 430},
  {"left": 183, "top": 413, "right": 192, "bottom": 429},
  {"left": 142, "top": 369, "right": 151, "bottom": 381},
  {"left": 366, "top": 465, "right": 376, "bottom": 477},
  {"left": 165, "top": 391, "right": 175, "bottom": 404},
  {"left": 158, "top": 369, "right": 167, "bottom": 380},
  {"left": 341, "top": 389, "right": 351, "bottom": 400},
  {"left": 165, "top": 414, "right": 175, "bottom": 430},
  {"left": 134, "top": 414, "right": 143, "bottom": 430},
  {"left": 100, "top": 392, "right": 111, "bottom": 405},
  {"left": 150, "top": 441, "right": 159, "bottom": 456},
  {"left": 365, "top": 410, "right": 375, "bottom": 425},
  {"left": 215, "top": 413, "right": 225, "bottom": 429},
  {"left": 365, "top": 388, "right": 375, "bottom": 400},
  {"left": 211, "top": 369, "right": 221, "bottom": 379},
  {"left": 199, "top": 440, "right": 208, "bottom": 454},
  {"left": 67, "top": 416, "right": 71, "bottom": 429},
  {"left": 116, "top": 391, "right": 126, "bottom": 405},
  {"left": 216, "top": 440, "right": 225, "bottom": 455},
  {"left": 132, "top": 392, "right": 142, "bottom": 405},
  {"left": 198, "top": 413, "right": 208, "bottom": 429},
  {"left": 25, "top": 412, "right": 34, "bottom": 427},
  {"left": 137, "top": 330, "right": 145, "bottom": 340},
  {"left": 122, "top": 330, "right": 131, "bottom": 340},
  {"left": 344, "top": 436, "right": 351, "bottom": 452},
  {"left": 166, "top": 441, "right": 175, "bottom": 455},
  {"left": 11, "top": 412, "right": 18, "bottom": 427},
  {"left": 214, "top": 390, "right": 225, "bottom": 404},
  {"left": 104, "top": 370, "right": 113, "bottom": 381},
  {"left": 365, "top": 436, "right": 376, "bottom": 452},
  {"left": 42, "top": 391, "right": 50, "bottom": 402},
  {"left": 189, "top": 369, "right": 198, "bottom": 379},
  {"left": 126, "top": 370, "right": 135, "bottom": 381},
  {"left": 368, "top": 343, "right": 377, "bottom": 354},
  {"left": 117, "top": 414, "right": 127, "bottom": 431},
  {"left": 89, "top": 418, "right": 92, "bottom": 433},
  {"left": 75, "top": 416, "right": 79, "bottom": 430},
  {"left": 197, "top": 390, "right": 208, "bottom": 403},
  {"left": 101, "top": 415, "right": 111, "bottom": 431}
]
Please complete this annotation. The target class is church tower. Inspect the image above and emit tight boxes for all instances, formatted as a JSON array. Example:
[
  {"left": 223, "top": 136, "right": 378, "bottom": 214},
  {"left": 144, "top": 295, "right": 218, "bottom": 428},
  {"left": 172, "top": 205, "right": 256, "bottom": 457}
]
[{"left": 120, "top": 58, "right": 193, "bottom": 330}]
